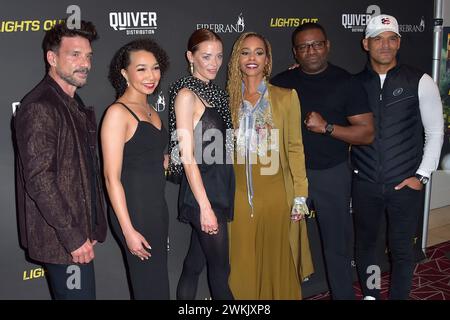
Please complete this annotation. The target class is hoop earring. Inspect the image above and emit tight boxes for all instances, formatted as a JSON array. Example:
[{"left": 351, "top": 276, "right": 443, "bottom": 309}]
[{"left": 190, "top": 62, "right": 194, "bottom": 75}]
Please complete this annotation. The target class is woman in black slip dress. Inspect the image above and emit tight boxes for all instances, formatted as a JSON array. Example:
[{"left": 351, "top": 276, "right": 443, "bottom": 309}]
[
  {"left": 101, "top": 38, "right": 170, "bottom": 299},
  {"left": 167, "top": 29, "right": 235, "bottom": 300}
]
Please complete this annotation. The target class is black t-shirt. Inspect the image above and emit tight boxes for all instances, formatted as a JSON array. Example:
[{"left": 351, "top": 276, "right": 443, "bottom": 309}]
[{"left": 271, "top": 63, "right": 369, "bottom": 170}]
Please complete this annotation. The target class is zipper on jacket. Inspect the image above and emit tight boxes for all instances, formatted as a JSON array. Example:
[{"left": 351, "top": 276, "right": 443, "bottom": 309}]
[
  {"left": 385, "top": 95, "right": 415, "bottom": 107},
  {"left": 377, "top": 77, "right": 384, "bottom": 183}
]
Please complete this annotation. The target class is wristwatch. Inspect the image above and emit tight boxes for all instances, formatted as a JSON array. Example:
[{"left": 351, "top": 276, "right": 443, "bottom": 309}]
[
  {"left": 324, "top": 123, "right": 334, "bottom": 136},
  {"left": 415, "top": 174, "right": 429, "bottom": 185}
]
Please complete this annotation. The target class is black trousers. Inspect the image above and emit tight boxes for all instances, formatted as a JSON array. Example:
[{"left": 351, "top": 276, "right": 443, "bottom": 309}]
[
  {"left": 44, "top": 262, "right": 96, "bottom": 300},
  {"left": 307, "top": 161, "right": 355, "bottom": 300},
  {"left": 352, "top": 177, "right": 423, "bottom": 300}
]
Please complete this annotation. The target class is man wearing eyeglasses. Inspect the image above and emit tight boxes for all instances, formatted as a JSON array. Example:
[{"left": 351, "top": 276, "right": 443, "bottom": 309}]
[
  {"left": 271, "top": 22, "right": 374, "bottom": 299},
  {"left": 351, "top": 14, "right": 443, "bottom": 300}
]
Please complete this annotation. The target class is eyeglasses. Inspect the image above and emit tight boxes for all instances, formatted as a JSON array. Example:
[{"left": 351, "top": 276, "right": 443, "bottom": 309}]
[{"left": 294, "top": 40, "right": 326, "bottom": 52}]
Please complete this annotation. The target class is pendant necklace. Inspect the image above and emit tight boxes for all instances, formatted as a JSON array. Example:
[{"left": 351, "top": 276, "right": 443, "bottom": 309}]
[{"left": 144, "top": 104, "right": 152, "bottom": 117}]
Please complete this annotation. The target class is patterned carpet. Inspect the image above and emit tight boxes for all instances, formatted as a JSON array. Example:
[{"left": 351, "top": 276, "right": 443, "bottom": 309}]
[{"left": 307, "top": 240, "right": 450, "bottom": 300}]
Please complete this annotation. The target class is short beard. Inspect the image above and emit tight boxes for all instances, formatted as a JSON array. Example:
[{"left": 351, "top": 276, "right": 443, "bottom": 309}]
[{"left": 56, "top": 68, "right": 89, "bottom": 88}]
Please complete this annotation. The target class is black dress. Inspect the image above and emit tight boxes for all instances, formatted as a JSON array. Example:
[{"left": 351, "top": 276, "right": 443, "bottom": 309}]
[
  {"left": 178, "top": 105, "right": 235, "bottom": 223},
  {"left": 109, "top": 102, "right": 170, "bottom": 300},
  {"left": 174, "top": 97, "right": 235, "bottom": 300},
  {"left": 168, "top": 76, "right": 235, "bottom": 300}
]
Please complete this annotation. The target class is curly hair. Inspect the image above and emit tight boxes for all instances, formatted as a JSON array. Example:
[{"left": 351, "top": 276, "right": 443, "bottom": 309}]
[
  {"left": 42, "top": 20, "right": 98, "bottom": 71},
  {"left": 108, "top": 38, "right": 169, "bottom": 99},
  {"left": 226, "top": 32, "right": 272, "bottom": 126}
]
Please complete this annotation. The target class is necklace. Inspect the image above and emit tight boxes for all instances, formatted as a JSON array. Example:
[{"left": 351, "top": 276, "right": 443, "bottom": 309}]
[
  {"left": 141, "top": 103, "right": 153, "bottom": 117},
  {"left": 124, "top": 101, "right": 152, "bottom": 117},
  {"left": 145, "top": 106, "right": 152, "bottom": 117}
]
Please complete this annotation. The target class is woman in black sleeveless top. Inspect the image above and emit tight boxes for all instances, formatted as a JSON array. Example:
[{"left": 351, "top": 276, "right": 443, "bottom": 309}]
[
  {"left": 167, "top": 29, "right": 234, "bottom": 300},
  {"left": 101, "top": 39, "right": 170, "bottom": 299}
]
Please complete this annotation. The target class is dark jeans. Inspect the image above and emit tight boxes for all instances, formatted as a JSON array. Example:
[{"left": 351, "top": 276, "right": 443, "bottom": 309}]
[
  {"left": 44, "top": 262, "right": 96, "bottom": 300},
  {"left": 307, "top": 161, "right": 355, "bottom": 300},
  {"left": 352, "top": 177, "right": 423, "bottom": 300}
]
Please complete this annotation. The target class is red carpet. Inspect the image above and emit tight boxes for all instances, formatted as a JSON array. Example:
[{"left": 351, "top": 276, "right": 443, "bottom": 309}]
[{"left": 308, "top": 240, "right": 450, "bottom": 300}]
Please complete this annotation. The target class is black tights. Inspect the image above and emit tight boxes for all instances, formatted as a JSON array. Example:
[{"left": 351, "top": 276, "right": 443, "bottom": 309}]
[{"left": 177, "top": 218, "right": 234, "bottom": 300}]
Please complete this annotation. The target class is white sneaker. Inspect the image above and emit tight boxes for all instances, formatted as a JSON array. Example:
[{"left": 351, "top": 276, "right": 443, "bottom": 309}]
[{"left": 363, "top": 296, "right": 376, "bottom": 300}]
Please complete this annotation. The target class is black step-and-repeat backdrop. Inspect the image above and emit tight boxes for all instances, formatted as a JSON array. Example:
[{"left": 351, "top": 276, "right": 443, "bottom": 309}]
[{"left": 0, "top": 0, "right": 433, "bottom": 299}]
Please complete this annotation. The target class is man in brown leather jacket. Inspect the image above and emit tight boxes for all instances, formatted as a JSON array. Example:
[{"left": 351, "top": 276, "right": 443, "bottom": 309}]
[{"left": 14, "top": 20, "right": 107, "bottom": 299}]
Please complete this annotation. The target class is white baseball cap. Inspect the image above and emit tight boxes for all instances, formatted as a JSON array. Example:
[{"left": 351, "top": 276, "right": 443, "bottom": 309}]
[{"left": 365, "top": 14, "right": 401, "bottom": 38}]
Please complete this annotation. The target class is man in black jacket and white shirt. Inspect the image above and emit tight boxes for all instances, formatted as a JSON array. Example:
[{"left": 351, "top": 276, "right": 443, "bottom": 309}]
[{"left": 352, "top": 14, "right": 444, "bottom": 300}]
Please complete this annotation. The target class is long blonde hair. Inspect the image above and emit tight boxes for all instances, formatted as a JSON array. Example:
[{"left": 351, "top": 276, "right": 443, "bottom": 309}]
[{"left": 226, "top": 32, "right": 273, "bottom": 126}]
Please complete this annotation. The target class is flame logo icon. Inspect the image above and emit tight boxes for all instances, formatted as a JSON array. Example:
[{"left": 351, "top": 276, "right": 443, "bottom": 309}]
[
  {"left": 237, "top": 13, "right": 245, "bottom": 32},
  {"left": 155, "top": 91, "right": 166, "bottom": 112},
  {"left": 419, "top": 16, "right": 425, "bottom": 32}
]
